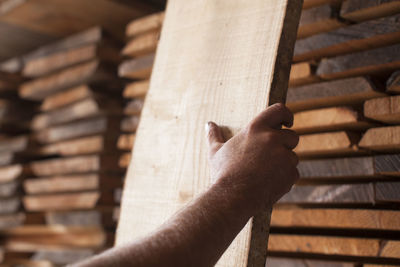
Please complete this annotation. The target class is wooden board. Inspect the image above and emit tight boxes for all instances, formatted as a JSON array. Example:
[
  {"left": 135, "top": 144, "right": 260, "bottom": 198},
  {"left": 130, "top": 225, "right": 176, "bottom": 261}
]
[
  {"left": 317, "top": 43, "right": 400, "bottom": 80},
  {"left": 19, "top": 60, "right": 116, "bottom": 101},
  {"left": 120, "top": 116, "right": 140, "bottom": 133},
  {"left": 123, "top": 99, "right": 144, "bottom": 116},
  {"left": 123, "top": 80, "right": 150, "bottom": 99},
  {"left": 292, "top": 107, "right": 374, "bottom": 134},
  {"left": 45, "top": 209, "right": 115, "bottom": 227},
  {"left": 117, "top": 134, "right": 135, "bottom": 151},
  {"left": 295, "top": 131, "right": 362, "bottom": 158},
  {"left": 122, "top": 30, "right": 160, "bottom": 57},
  {"left": 364, "top": 95, "right": 400, "bottom": 124},
  {"left": 271, "top": 208, "right": 400, "bottom": 230},
  {"left": 375, "top": 182, "right": 400, "bottom": 203},
  {"left": 387, "top": 70, "right": 400, "bottom": 93},
  {"left": 125, "top": 12, "right": 165, "bottom": 37},
  {"left": 268, "top": 234, "right": 398, "bottom": 257},
  {"left": 287, "top": 77, "right": 385, "bottom": 112},
  {"left": 294, "top": 14, "right": 400, "bottom": 62},
  {"left": 340, "top": 0, "right": 400, "bottom": 22},
  {"left": 278, "top": 184, "right": 375, "bottom": 204},
  {"left": 359, "top": 126, "right": 400, "bottom": 152},
  {"left": 116, "top": 1, "right": 303, "bottom": 267},
  {"left": 266, "top": 257, "right": 355, "bottom": 267},
  {"left": 118, "top": 54, "right": 155, "bottom": 79},
  {"left": 289, "top": 62, "right": 320, "bottom": 87},
  {"left": 298, "top": 154, "right": 400, "bottom": 179}
]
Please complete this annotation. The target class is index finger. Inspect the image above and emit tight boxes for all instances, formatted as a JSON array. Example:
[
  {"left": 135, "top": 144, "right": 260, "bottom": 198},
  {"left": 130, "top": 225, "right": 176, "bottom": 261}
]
[{"left": 249, "top": 103, "right": 294, "bottom": 131}]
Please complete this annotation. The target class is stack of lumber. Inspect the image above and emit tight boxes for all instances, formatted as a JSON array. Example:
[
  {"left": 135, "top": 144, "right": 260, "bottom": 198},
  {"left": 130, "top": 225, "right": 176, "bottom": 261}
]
[
  {"left": 268, "top": 1, "right": 400, "bottom": 266},
  {"left": 3, "top": 27, "right": 126, "bottom": 265},
  {"left": 115, "top": 12, "right": 165, "bottom": 207}
]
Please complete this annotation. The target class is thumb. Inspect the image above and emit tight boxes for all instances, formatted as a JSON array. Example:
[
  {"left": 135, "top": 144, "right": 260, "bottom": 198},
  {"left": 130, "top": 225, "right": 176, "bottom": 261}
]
[{"left": 205, "top": 121, "right": 225, "bottom": 156}]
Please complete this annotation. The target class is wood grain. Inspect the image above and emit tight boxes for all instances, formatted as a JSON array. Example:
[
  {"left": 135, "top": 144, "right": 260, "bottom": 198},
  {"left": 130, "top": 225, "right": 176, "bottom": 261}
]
[
  {"left": 359, "top": 126, "right": 400, "bottom": 152},
  {"left": 116, "top": 1, "right": 303, "bottom": 267},
  {"left": 364, "top": 95, "right": 400, "bottom": 124},
  {"left": 340, "top": 0, "right": 400, "bottom": 22}
]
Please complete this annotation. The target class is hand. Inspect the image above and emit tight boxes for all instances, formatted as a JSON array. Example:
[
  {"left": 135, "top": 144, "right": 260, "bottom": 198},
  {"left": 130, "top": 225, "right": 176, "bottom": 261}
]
[{"left": 206, "top": 103, "right": 299, "bottom": 216}]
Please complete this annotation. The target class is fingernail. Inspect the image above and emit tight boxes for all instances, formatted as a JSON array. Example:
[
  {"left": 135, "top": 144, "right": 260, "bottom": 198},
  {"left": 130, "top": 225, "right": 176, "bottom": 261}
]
[{"left": 205, "top": 122, "right": 210, "bottom": 133}]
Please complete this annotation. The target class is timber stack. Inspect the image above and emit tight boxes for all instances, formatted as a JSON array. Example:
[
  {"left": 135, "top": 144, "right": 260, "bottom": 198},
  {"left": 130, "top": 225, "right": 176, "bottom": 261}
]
[
  {"left": 114, "top": 12, "right": 165, "bottom": 210},
  {"left": 0, "top": 27, "right": 125, "bottom": 266},
  {"left": 268, "top": 0, "right": 400, "bottom": 266}
]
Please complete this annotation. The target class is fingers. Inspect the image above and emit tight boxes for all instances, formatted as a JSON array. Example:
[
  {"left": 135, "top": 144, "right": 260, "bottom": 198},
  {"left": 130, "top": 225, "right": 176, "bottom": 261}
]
[
  {"left": 279, "top": 129, "right": 299, "bottom": 150},
  {"left": 250, "top": 103, "right": 294, "bottom": 131},
  {"left": 206, "top": 121, "right": 225, "bottom": 156}
]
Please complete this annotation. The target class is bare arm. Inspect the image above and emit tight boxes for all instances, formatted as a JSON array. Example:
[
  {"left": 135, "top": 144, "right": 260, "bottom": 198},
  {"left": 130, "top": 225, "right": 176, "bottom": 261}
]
[{"left": 74, "top": 103, "right": 299, "bottom": 267}]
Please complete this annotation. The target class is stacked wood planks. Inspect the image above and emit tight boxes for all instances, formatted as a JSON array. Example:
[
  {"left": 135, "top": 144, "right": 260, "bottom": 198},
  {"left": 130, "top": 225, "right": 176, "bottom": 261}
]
[
  {"left": 0, "top": 27, "right": 126, "bottom": 266},
  {"left": 268, "top": 0, "right": 400, "bottom": 266},
  {"left": 114, "top": 12, "right": 165, "bottom": 209}
]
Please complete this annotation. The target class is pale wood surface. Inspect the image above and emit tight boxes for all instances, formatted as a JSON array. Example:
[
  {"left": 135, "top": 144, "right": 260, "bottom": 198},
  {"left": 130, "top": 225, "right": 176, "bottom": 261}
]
[
  {"left": 116, "top": 1, "right": 302, "bottom": 267},
  {"left": 123, "top": 80, "right": 150, "bottom": 99},
  {"left": 125, "top": 11, "right": 165, "bottom": 37},
  {"left": 359, "top": 126, "right": 400, "bottom": 152}
]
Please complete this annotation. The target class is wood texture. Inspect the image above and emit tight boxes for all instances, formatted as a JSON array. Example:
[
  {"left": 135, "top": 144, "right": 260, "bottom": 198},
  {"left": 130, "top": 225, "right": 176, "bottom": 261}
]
[
  {"left": 271, "top": 208, "right": 400, "bottom": 230},
  {"left": 294, "top": 14, "right": 400, "bottom": 62},
  {"left": 123, "top": 80, "right": 150, "bottom": 99},
  {"left": 46, "top": 209, "right": 115, "bottom": 227},
  {"left": 125, "top": 11, "right": 165, "bottom": 37},
  {"left": 387, "top": 70, "right": 400, "bottom": 93},
  {"left": 289, "top": 62, "right": 320, "bottom": 87},
  {"left": 287, "top": 77, "right": 385, "bottom": 112},
  {"left": 375, "top": 182, "right": 400, "bottom": 203},
  {"left": 19, "top": 60, "right": 116, "bottom": 101},
  {"left": 317, "top": 44, "right": 400, "bottom": 80},
  {"left": 40, "top": 85, "right": 94, "bottom": 111},
  {"left": 295, "top": 131, "right": 361, "bottom": 157},
  {"left": 122, "top": 30, "right": 160, "bottom": 57},
  {"left": 117, "top": 134, "right": 135, "bottom": 151},
  {"left": 120, "top": 116, "right": 140, "bottom": 133},
  {"left": 116, "top": 1, "right": 303, "bottom": 267},
  {"left": 364, "top": 95, "right": 400, "bottom": 124},
  {"left": 118, "top": 54, "right": 154, "bottom": 79},
  {"left": 359, "top": 126, "right": 400, "bottom": 152},
  {"left": 268, "top": 234, "right": 398, "bottom": 257},
  {"left": 340, "top": 0, "right": 400, "bottom": 22},
  {"left": 266, "top": 257, "right": 355, "bottom": 267},
  {"left": 292, "top": 107, "right": 374, "bottom": 134}
]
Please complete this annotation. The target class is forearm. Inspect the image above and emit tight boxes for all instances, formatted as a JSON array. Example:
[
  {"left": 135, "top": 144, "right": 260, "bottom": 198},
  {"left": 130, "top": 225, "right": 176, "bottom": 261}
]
[{"left": 74, "top": 176, "right": 253, "bottom": 267}]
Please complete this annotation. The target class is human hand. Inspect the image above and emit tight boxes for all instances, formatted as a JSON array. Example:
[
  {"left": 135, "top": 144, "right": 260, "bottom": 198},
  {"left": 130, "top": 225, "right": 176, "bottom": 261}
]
[{"left": 206, "top": 103, "right": 299, "bottom": 215}]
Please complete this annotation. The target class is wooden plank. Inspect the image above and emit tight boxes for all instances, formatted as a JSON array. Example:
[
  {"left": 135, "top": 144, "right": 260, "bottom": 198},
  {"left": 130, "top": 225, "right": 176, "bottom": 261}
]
[
  {"left": 23, "top": 173, "right": 121, "bottom": 194},
  {"left": 123, "top": 99, "right": 144, "bottom": 115},
  {"left": 38, "top": 135, "right": 117, "bottom": 156},
  {"left": 33, "top": 249, "right": 95, "bottom": 266},
  {"left": 35, "top": 116, "right": 120, "bottom": 144},
  {"left": 375, "top": 182, "right": 400, "bottom": 203},
  {"left": 364, "top": 95, "right": 400, "bottom": 124},
  {"left": 294, "top": 14, "right": 400, "bottom": 62},
  {"left": 123, "top": 80, "right": 150, "bottom": 99},
  {"left": 297, "top": 3, "right": 347, "bottom": 39},
  {"left": 387, "top": 70, "right": 400, "bottom": 93},
  {"left": 40, "top": 85, "right": 95, "bottom": 112},
  {"left": 117, "top": 134, "right": 135, "bottom": 151},
  {"left": 0, "top": 180, "right": 19, "bottom": 198},
  {"left": 119, "top": 152, "right": 131, "bottom": 168},
  {"left": 23, "top": 192, "right": 114, "bottom": 211},
  {"left": 268, "top": 234, "right": 396, "bottom": 257},
  {"left": 118, "top": 54, "right": 154, "bottom": 79},
  {"left": 117, "top": 1, "right": 303, "bottom": 267},
  {"left": 271, "top": 208, "right": 400, "bottom": 230},
  {"left": 292, "top": 107, "right": 374, "bottom": 134},
  {"left": 23, "top": 44, "right": 120, "bottom": 78},
  {"left": 295, "top": 131, "right": 361, "bottom": 158},
  {"left": 125, "top": 12, "right": 165, "bottom": 37},
  {"left": 0, "top": 196, "right": 20, "bottom": 214},
  {"left": 32, "top": 98, "right": 122, "bottom": 130},
  {"left": 0, "top": 0, "right": 157, "bottom": 41},
  {"left": 298, "top": 154, "right": 400, "bottom": 179},
  {"left": 45, "top": 209, "right": 115, "bottom": 227},
  {"left": 317, "top": 44, "right": 400, "bottom": 80},
  {"left": 266, "top": 257, "right": 355, "bottom": 267},
  {"left": 0, "top": 225, "right": 106, "bottom": 251},
  {"left": 120, "top": 116, "right": 140, "bottom": 133},
  {"left": 289, "top": 62, "right": 320, "bottom": 87},
  {"left": 0, "top": 213, "right": 25, "bottom": 230},
  {"left": 19, "top": 60, "right": 116, "bottom": 101},
  {"left": 0, "top": 164, "right": 24, "bottom": 183},
  {"left": 359, "top": 126, "right": 400, "bottom": 152},
  {"left": 340, "top": 0, "right": 400, "bottom": 22},
  {"left": 278, "top": 184, "right": 375, "bottom": 204},
  {"left": 122, "top": 30, "right": 160, "bottom": 58},
  {"left": 287, "top": 77, "right": 385, "bottom": 112},
  {"left": 29, "top": 155, "right": 120, "bottom": 177},
  {"left": 303, "top": 0, "right": 344, "bottom": 9}
]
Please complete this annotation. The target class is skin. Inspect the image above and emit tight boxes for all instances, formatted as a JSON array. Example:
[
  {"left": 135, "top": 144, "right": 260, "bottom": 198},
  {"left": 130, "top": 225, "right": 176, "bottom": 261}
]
[{"left": 74, "top": 103, "right": 299, "bottom": 267}]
